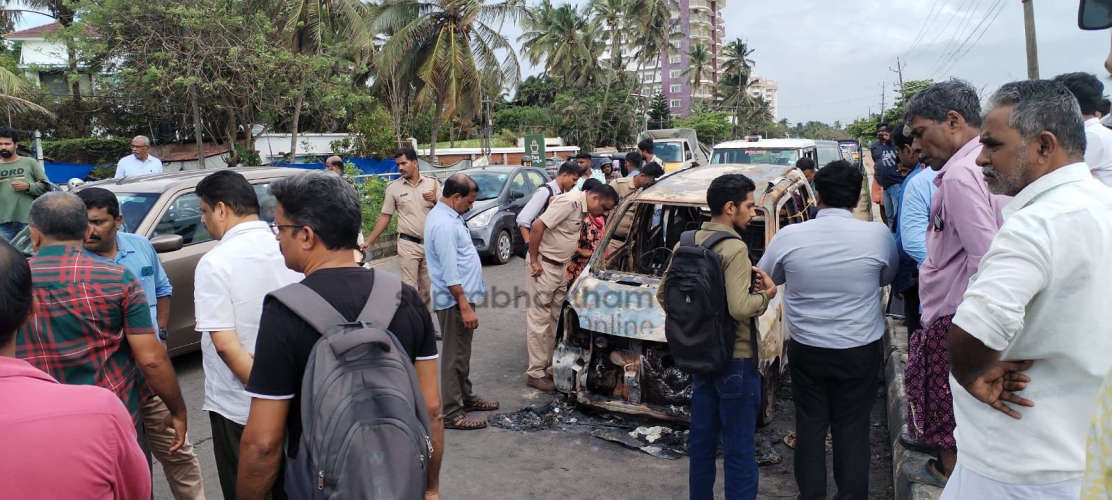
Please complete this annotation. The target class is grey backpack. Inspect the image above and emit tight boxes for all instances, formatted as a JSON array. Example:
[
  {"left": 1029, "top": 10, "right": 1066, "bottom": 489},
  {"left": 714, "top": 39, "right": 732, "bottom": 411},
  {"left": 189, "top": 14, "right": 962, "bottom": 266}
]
[{"left": 268, "top": 270, "right": 433, "bottom": 499}]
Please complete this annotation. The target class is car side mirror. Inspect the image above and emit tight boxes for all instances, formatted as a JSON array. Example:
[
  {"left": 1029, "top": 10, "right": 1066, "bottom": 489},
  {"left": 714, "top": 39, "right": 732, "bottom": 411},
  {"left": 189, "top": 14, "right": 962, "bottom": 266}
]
[
  {"left": 1079, "top": 0, "right": 1112, "bottom": 29},
  {"left": 150, "top": 234, "right": 184, "bottom": 253},
  {"left": 510, "top": 191, "right": 526, "bottom": 201},
  {"left": 685, "top": 150, "right": 693, "bottom": 160}
]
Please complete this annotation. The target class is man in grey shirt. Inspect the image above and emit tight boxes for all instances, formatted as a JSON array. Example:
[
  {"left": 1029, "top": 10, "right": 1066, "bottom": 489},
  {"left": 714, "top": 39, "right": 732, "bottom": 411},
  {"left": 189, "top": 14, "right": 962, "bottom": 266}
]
[
  {"left": 758, "top": 160, "right": 899, "bottom": 500},
  {"left": 516, "top": 162, "right": 580, "bottom": 244}
]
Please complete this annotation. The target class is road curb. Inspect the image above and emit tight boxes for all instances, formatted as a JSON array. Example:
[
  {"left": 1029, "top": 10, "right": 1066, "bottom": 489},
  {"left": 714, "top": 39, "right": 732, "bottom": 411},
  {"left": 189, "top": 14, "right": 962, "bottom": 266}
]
[{"left": 885, "top": 317, "right": 943, "bottom": 500}]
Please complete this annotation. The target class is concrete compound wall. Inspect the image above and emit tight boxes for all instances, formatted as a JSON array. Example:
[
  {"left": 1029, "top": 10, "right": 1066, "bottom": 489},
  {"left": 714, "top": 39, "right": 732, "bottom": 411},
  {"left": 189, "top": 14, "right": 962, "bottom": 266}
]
[{"left": 884, "top": 317, "right": 944, "bottom": 500}]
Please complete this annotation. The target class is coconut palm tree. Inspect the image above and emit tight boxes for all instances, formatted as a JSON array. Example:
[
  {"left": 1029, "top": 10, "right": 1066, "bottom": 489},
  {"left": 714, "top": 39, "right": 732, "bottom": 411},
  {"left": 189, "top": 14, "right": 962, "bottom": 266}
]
[
  {"left": 684, "top": 42, "right": 710, "bottom": 102},
  {"left": 590, "top": 0, "right": 630, "bottom": 71},
  {"left": 374, "top": 0, "right": 524, "bottom": 160},
  {"left": 720, "top": 38, "right": 755, "bottom": 81},
  {"left": 0, "top": 67, "right": 53, "bottom": 119},
  {"left": 519, "top": 1, "right": 600, "bottom": 88},
  {"left": 271, "top": 0, "right": 375, "bottom": 158},
  {"left": 3, "top": 1, "right": 81, "bottom": 130}
]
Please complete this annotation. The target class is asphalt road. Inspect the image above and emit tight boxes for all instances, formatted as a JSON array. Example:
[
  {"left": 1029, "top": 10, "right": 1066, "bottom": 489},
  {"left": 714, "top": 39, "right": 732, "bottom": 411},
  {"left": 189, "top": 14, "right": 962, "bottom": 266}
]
[{"left": 156, "top": 254, "right": 892, "bottom": 499}]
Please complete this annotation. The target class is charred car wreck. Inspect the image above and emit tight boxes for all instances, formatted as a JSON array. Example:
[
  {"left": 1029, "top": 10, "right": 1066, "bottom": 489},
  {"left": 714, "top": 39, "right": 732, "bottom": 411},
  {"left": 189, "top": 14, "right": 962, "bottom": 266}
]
[{"left": 553, "top": 164, "right": 817, "bottom": 424}]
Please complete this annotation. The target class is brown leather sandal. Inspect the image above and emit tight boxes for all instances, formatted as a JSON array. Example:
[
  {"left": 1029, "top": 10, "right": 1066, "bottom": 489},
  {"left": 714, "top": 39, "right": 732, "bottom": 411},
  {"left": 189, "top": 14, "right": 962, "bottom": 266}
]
[
  {"left": 445, "top": 413, "right": 487, "bottom": 430},
  {"left": 464, "top": 397, "right": 500, "bottom": 412}
]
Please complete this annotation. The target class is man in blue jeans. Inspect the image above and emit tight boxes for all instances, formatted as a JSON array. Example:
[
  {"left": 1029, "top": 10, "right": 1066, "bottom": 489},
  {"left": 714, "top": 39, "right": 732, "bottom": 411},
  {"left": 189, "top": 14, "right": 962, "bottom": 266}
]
[
  {"left": 871, "top": 123, "right": 904, "bottom": 231},
  {"left": 658, "top": 174, "right": 777, "bottom": 499}
]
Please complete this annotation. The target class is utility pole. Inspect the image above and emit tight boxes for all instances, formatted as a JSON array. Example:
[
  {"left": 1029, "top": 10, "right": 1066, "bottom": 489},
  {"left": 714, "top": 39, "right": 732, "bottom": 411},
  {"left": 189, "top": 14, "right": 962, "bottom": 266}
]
[
  {"left": 1022, "top": 0, "right": 1039, "bottom": 80},
  {"left": 890, "top": 57, "right": 906, "bottom": 101},
  {"left": 879, "top": 82, "right": 886, "bottom": 123}
]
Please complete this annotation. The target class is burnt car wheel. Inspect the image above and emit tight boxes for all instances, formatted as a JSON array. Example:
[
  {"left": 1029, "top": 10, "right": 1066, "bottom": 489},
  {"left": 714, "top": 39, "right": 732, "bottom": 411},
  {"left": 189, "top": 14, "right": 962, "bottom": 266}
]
[
  {"left": 758, "top": 360, "right": 779, "bottom": 427},
  {"left": 492, "top": 229, "right": 512, "bottom": 265}
]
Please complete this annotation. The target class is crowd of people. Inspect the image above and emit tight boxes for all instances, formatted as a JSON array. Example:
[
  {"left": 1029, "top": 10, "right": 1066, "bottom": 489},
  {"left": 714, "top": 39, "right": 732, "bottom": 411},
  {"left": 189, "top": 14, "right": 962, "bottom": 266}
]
[{"left": 1, "top": 71, "right": 1112, "bottom": 500}]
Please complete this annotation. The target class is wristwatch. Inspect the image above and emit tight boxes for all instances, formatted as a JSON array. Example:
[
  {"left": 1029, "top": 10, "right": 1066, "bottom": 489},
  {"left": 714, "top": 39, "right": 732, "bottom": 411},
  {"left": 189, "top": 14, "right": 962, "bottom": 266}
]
[{"left": 158, "top": 327, "right": 169, "bottom": 341}]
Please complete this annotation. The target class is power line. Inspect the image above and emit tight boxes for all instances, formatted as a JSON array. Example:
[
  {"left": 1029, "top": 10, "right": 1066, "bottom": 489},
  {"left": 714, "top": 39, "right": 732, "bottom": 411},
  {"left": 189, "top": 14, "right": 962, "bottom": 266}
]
[
  {"left": 928, "top": 0, "right": 991, "bottom": 77},
  {"left": 931, "top": 0, "right": 1006, "bottom": 79},
  {"left": 904, "top": 1, "right": 944, "bottom": 57},
  {"left": 917, "top": 0, "right": 974, "bottom": 62},
  {"left": 936, "top": 0, "right": 1007, "bottom": 79}
]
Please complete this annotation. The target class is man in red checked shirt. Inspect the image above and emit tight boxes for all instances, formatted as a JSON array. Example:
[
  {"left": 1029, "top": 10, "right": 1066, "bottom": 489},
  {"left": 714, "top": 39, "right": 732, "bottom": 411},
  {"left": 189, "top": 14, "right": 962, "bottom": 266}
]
[{"left": 15, "top": 192, "right": 188, "bottom": 462}]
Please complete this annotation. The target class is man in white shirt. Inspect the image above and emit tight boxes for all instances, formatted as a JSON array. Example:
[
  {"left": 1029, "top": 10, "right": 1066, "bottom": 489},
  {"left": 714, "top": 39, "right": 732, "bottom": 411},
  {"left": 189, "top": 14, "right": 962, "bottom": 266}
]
[
  {"left": 1055, "top": 72, "right": 1112, "bottom": 186},
  {"left": 944, "top": 80, "right": 1112, "bottom": 499},
  {"left": 114, "top": 136, "right": 164, "bottom": 179},
  {"left": 192, "top": 170, "right": 301, "bottom": 499}
]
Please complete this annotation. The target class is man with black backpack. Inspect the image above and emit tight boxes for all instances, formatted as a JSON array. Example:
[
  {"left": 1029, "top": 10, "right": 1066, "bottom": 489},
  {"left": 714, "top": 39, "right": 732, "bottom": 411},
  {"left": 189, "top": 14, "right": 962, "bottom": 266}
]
[
  {"left": 656, "top": 173, "right": 777, "bottom": 500},
  {"left": 237, "top": 172, "right": 443, "bottom": 500}
]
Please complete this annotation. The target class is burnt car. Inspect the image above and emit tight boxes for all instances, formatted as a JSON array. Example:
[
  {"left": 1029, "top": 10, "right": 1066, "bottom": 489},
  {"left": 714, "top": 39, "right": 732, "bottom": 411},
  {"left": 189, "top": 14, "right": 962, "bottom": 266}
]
[
  {"left": 553, "top": 164, "right": 817, "bottom": 425},
  {"left": 9, "top": 167, "right": 304, "bottom": 356}
]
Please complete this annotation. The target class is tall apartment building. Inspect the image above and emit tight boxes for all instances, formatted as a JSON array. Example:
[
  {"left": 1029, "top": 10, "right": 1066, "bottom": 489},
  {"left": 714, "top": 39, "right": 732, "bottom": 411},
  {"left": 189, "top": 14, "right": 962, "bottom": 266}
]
[
  {"left": 747, "top": 78, "right": 778, "bottom": 120},
  {"left": 601, "top": 0, "right": 725, "bottom": 118}
]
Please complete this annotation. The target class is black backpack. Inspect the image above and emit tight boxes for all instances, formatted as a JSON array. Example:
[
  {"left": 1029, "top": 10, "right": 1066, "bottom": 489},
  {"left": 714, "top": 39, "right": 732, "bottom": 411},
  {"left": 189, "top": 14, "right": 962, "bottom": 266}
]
[{"left": 661, "top": 230, "right": 739, "bottom": 376}]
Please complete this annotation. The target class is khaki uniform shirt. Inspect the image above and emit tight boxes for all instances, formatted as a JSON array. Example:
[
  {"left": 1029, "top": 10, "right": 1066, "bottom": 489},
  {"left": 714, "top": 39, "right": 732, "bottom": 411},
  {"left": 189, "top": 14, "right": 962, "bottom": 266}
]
[
  {"left": 382, "top": 175, "right": 438, "bottom": 238},
  {"left": 610, "top": 177, "right": 635, "bottom": 201},
  {"left": 657, "top": 221, "right": 770, "bottom": 359},
  {"left": 537, "top": 190, "right": 587, "bottom": 263},
  {"left": 609, "top": 177, "right": 637, "bottom": 242}
]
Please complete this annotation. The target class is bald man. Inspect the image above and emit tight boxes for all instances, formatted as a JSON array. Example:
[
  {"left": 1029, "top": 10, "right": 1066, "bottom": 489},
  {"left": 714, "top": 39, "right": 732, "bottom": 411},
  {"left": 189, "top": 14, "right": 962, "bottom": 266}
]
[
  {"left": 325, "top": 156, "right": 355, "bottom": 187},
  {"left": 115, "top": 136, "right": 164, "bottom": 179}
]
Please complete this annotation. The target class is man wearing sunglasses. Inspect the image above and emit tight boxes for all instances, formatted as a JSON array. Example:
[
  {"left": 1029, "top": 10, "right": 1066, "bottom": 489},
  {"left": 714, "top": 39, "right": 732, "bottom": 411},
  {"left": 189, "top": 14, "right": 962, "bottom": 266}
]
[{"left": 193, "top": 170, "right": 301, "bottom": 498}]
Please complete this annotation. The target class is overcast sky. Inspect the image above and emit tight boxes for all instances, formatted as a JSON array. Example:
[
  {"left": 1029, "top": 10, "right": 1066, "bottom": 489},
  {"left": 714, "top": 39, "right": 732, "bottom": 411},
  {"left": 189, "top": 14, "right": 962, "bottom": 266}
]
[
  {"left": 12, "top": 1, "right": 1109, "bottom": 125},
  {"left": 509, "top": 0, "right": 1110, "bottom": 125}
]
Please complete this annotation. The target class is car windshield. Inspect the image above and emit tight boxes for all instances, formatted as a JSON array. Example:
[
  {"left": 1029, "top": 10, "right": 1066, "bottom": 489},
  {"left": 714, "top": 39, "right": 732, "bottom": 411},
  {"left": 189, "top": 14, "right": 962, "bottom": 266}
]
[
  {"left": 4, "top": 191, "right": 158, "bottom": 256},
  {"left": 469, "top": 172, "right": 509, "bottom": 201},
  {"left": 114, "top": 192, "right": 162, "bottom": 233},
  {"left": 712, "top": 148, "right": 800, "bottom": 166},
  {"left": 654, "top": 142, "right": 683, "bottom": 163},
  {"left": 599, "top": 201, "right": 768, "bottom": 277}
]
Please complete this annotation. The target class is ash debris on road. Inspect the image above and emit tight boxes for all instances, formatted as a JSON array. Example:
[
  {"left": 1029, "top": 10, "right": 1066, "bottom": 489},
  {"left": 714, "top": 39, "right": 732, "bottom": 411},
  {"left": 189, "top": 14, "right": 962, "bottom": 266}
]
[
  {"left": 491, "top": 399, "right": 688, "bottom": 459},
  {"left": 491, "top": 398, "right": 782, "bottom": 464}
]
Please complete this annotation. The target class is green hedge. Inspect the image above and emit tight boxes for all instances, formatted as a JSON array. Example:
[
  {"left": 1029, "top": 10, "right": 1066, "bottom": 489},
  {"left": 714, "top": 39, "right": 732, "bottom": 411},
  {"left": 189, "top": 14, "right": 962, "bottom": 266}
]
[{"left": 42, "top": 138, "right": 132, "bottom": 165}]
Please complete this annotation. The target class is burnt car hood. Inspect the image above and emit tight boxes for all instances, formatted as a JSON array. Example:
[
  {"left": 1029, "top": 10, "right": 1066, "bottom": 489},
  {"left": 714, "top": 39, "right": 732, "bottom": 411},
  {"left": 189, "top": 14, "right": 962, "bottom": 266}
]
[
  {"left": 567, "top": 267, "right": 788, "bottom": 371},
  {"left": 566, "top": 270, "right": 666, "bottom": 342}
]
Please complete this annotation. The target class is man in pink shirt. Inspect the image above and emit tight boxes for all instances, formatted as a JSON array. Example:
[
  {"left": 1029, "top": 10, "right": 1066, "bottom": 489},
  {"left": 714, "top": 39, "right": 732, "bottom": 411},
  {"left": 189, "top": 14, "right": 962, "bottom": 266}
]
[
  {"left": 902, "top": 80, "right": 1009, "bottom": 483},
  {"left": 0, "top": 240, "right": 150, "bottom": 500}
]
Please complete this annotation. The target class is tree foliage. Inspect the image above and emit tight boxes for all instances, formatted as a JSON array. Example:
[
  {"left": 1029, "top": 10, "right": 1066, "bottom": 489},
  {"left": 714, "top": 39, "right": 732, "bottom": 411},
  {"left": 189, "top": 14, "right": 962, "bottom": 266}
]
[
  {"left": 79, "top": 0, "right": 310, "bottom": 164},
  {"left": 673, "top": 111, "right": 731, "bottom": 146}
]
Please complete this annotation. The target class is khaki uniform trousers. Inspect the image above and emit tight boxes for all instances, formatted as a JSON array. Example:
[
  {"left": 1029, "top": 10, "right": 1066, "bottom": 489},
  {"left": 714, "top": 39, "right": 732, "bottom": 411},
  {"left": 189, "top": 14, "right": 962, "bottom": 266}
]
[
  {"left": 525, "top": 254, "right": 569, "bottom": 379},
  {"left": 397, "top": 237, "right": 431, "bottom": 309},
  {"left": 142, "top": 396, "right": 205, "bottom": 499}
]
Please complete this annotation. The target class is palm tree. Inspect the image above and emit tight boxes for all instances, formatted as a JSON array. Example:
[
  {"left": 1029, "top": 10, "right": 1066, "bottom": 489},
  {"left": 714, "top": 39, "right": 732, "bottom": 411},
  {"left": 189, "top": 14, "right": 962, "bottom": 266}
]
[
  {"left": 3, "top": 1, "right": 82, "bottom": 132},
  {"left": 717, "top": 69, "right": 760, "bottom": 138},
  {"left": 590, "top": 0, "right": 630, "bottom": 71},
  {"left": 519, "top": 1, "right": 599, "bottom": 88},
  {"left": 684, "top": 42, "right": 709, "bottom": 103},
  {"left": 271, "top": 0, "right": 374, "bottom": 158},
  {"left": 720, "top": 38, "right": 755, "bottom": 81},
  {"left": 374, "top": 0, "right": 524, "bottom": 160},
  {"left": 0, "top": 67, "right": 53, "bottom": 119}
]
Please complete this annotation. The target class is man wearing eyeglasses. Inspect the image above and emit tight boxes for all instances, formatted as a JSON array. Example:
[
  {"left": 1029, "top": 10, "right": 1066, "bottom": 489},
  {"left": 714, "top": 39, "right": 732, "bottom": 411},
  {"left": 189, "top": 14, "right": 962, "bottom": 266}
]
[
  {"left": 115, "top": 136, "right": 164, "bottom": 179},
  {"left": 192, "top": 170, "right": 301, "bottom": 498}
]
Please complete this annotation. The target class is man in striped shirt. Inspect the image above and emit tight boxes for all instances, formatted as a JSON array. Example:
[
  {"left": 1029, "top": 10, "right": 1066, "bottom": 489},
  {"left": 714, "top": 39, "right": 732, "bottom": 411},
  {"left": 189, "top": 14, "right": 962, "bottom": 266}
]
[{"left": 15, "top": 192, "right": 188, "bottom": 458}]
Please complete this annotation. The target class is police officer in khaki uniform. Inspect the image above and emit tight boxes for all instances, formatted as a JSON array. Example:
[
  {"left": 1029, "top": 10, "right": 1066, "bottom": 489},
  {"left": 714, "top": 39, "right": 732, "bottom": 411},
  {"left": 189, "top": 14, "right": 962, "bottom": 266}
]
[
  {"left": 610, "top": 161, "right": 664, "bottom": 200},
  {"left": 607, "top": 162, "right": 665, "bottom": 256},
  {"left": 524, "top": 182, "right": 618, "bottom": 391},
  {"left": 361, "top": 147, "right": 438, "bottom": 307}
]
